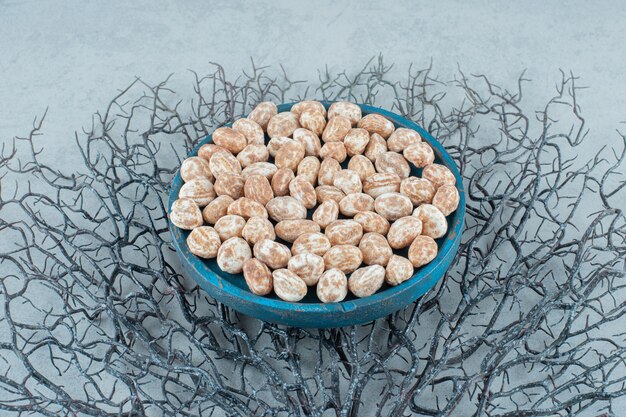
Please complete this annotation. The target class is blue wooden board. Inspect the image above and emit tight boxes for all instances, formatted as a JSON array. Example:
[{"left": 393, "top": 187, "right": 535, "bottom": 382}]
[{"left": 169, "top": 103, "right": 465, "bottom": 328}]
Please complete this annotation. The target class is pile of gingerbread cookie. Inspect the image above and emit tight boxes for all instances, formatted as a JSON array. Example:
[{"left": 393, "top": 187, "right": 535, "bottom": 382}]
[{"left": 170, "top": 101, "right": 459, "bottom": 303}]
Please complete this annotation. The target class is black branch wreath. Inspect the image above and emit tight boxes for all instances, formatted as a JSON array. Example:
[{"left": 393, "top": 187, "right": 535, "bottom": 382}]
[{"left": 0, "top": 58, "right": 624, "bottom": 417}]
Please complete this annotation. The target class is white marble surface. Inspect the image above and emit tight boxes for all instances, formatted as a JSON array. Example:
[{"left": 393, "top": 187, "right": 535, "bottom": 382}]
[
  {"left": 1, "top": 0, "right": 625, "bottom": 156},
  {"left": 0, "top": 1, "right": 624, "bottom": 415}
]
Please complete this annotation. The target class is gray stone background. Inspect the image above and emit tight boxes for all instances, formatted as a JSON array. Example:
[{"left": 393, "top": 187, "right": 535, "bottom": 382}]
[
  {"left": 0, "top": 1, "right": 624, "bottom": 415},
  {"left": 1, "top": 0, "right": 625, "bottom": 156}
]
